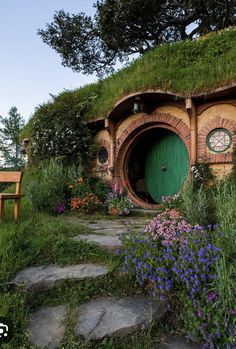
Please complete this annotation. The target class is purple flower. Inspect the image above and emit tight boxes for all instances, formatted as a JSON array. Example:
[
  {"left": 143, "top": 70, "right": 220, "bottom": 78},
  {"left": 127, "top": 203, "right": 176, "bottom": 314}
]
[
  {"left": 53, "top": 203, "right": 65, "bottom": 214},
  {"left": 197, "top": 308, "right": 203, "bottom": 318},
  {"left": 207, "top": 291, "right": 217, "bottom": 302},
  {"left": 229, "top": 309, "right": 236, "bottom": 316}
]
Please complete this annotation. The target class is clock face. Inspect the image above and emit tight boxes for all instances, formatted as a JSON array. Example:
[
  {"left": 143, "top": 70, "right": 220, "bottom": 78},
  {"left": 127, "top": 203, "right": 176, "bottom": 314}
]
[{"left": 207, "top": 128, "right": 232, "bottom": 153}]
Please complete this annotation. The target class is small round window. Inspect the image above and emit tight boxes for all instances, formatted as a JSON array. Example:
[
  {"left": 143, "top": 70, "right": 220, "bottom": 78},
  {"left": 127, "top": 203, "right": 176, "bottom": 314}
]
[
  {"left": 206, "top": 128, "right": 232, "bottom": 153},
  {"left": 97, "top": 146, "right": 108, "bottom": 164}
]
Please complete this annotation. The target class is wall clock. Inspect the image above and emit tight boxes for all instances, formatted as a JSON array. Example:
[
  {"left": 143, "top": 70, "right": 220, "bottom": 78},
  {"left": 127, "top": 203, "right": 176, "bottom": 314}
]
[{"left": 206, "top": 128, "right": 232, "bottom": 153}]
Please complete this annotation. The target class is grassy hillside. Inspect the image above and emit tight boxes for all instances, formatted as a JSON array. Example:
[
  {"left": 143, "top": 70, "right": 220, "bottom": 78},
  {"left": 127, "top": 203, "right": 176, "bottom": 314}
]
[{"left": 23, "top": 26, "right": 236, "bottom": 138}]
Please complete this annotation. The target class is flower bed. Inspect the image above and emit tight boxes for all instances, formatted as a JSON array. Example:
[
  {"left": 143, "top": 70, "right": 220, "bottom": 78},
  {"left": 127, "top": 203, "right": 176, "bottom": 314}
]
[
  {"left": 122, "top": 207, "right": 236, "bottom": 348},
  {"left": 105, "top": 181, "right": 133, "bottom": 216}
]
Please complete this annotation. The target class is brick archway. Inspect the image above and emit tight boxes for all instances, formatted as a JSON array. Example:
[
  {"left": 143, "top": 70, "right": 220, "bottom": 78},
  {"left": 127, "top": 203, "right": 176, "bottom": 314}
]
[
  {"left": 114, "top": 112, "right": 191, "bottom": 207},
  {"left": 198, "top": 115, "right": 236, "bottom": 163}
]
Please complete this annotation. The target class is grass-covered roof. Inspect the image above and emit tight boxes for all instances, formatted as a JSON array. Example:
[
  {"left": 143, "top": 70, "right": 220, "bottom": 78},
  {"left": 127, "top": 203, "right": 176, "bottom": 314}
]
[{"left": 24, "top": 27, "right": 236, "bottom": 138}]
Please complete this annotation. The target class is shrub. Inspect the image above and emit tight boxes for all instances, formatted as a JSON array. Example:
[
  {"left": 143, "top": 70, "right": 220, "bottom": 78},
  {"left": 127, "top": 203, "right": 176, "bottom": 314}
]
[
  {"left": 144, "top": 209, "right": 193, "bottom": 246},
  {"left": 191, "top": 162, "right": 214, "bottom": 188},
  {"left": 70, "top": 193, "right": 102, "bottom": 214},
  {"left": 26, "top": 160, "right": 70, "bottom": 213},
  {"left": 122, "top": 222, "right": 235, "bottom": 348},
  {"left": 161, "top": 193, "right": 181, "bottom": 209},
  {"left": 105, "top": 181, "right": 133, "bottom": 215},
  {"left": 89, "top": 176, "right": 110, "bottom": 202},
  {"left": 28, "top": 88, "right": 97, "bottom": 166},
  {"left": 69, "top": 177, "right": 91, "bottom": 198},
  {"left": 68, "top": 176, "right": 107, "bottom": 214}
]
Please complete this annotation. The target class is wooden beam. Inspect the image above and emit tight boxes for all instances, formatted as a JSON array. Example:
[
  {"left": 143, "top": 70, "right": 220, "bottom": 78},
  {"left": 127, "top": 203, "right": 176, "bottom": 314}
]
[
  {"left": 186, "top": 98, "right": 197, "bottom": 165},
  {"left": 105, "top": 119, "right": 116, "bottom": 178}
]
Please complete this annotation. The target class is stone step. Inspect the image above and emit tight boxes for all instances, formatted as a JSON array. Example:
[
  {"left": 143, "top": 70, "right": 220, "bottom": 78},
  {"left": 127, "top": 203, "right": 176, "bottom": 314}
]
[
  {"left": 75, "top": 295, "right": 167, "bottom": 340},
  {"left": 26, "top": 296, "right": 167, "bottom": 348},
  {"left": 12, "top": 264, "right": 109, "bottom": 291},
  {"left": 72, "top": 234, "right": 122, "bottom": 250},
  {"left": 89, "top": 228, "right": 127, "bottom": 236},
  {"left": 27, "top": 306, "right": 67, "bottom": 349}
]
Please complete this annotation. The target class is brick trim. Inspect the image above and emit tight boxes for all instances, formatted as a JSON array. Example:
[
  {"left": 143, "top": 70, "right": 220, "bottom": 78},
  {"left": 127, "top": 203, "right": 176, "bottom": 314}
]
[
  {"left": 198, "top": 116, "right": 236, "bottom": 163},
  {"left": 116, "top": 112, "right": 190, "bottom": 155},
  {"left": 114, "top": 112, "right": 191, "bottom": 207}
]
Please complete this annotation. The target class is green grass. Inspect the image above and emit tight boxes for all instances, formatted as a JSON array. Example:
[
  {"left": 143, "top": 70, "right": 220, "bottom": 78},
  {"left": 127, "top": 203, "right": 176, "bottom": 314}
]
[
  {"left": 22, "top": 26, "right": 236, "bottom": 140},
  {"left": 0, "top": 199, "right": 165, "bottom": 349}
]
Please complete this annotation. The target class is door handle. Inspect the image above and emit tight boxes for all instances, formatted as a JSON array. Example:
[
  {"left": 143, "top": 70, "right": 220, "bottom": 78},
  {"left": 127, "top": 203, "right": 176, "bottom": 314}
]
[{"left": 161, "top": 165, "right": 167, "bottom": 171}]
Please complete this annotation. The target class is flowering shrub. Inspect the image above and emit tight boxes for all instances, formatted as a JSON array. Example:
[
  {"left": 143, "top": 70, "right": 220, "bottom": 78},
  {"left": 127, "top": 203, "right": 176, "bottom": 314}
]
[
  {"left": 173, "top": 230, "right": 221, "bottom": 297},
  {"left": 191, "top": 163, "right": 213, "bottom": 188},
  {"left": 144, "top": 209, "right": 193, "bottom": 245},
  {"left": 122, "top": 224, "right": 235, "bottom": 348},
  {"left": 105, "top": 181, "right": 133, "bottom": 215},
  {"left": 161, "top": 193, "right": 181, "bottom": 209},
  {"left": 70, "top": 193, "right": 101, "bottom": 214},
  {"left": 68, "top": 177, "right": 90, "bottom": 198},
  {"left": 68, "top": 177, "right": 103, "bottom": 213}
]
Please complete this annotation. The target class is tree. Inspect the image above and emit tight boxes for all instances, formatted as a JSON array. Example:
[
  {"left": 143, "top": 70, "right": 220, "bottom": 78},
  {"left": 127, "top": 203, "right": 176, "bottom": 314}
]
[
  {"left": 38, "top": 0, "right": 236, "bottom": 76},
  {"left": 0, "top": 107, "right": 25, "bottom": 168}
]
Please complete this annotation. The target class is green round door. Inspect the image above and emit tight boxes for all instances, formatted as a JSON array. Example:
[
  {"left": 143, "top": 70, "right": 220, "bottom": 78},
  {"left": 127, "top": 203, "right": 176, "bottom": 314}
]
[{"left": 145, "top": 130, "right": 189, "bottom": 203}]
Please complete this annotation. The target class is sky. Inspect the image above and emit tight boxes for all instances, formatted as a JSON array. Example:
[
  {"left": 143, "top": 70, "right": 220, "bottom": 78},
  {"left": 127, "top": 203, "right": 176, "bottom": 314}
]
[{"left": 0, "top": 1, "right": 97, "bottom": 121}]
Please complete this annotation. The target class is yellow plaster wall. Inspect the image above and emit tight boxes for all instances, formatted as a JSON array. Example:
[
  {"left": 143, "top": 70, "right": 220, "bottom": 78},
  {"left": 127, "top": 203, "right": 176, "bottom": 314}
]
[
  {"left": 93, "top": 129, "right": 112, "bottom": 181},
  {"left": 154, "top": 105, "right": 190, "bottom": 127},
  {"left": 95, "top": 129, "right": 110, "bottom": 144},
  {"left": 210, "top": 163, "right": 233, "bottom": 179},
  {"left": 116, "top": 113, "right": 143, "bottom": 139},
  {"left": 198, "top": 104, "right": 236, "bottom": 131},
  {"left": 116, "top": 106, "right": 189, "bottom": 139}
]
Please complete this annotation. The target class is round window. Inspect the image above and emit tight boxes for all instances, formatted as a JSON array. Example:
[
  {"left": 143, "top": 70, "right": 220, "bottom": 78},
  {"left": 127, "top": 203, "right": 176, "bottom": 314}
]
[
  {"left": 97, "top": 146, "right": 108, "bottom": 164},
  {"left": 206, "top": 128, "right": 232, "bottom": 153}
]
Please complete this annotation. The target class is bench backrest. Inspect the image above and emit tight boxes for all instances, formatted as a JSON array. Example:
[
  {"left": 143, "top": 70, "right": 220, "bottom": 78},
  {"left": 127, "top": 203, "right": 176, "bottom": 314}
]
[{"left": 0, "top": 171, "right": 23, "bottom": 194}]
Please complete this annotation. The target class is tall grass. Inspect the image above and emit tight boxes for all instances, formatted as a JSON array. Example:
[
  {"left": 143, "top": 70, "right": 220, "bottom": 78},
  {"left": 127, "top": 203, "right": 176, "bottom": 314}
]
[
  {"left": 212, "top": 179, "right": 236, "bottom": 255},
  {"left": 210, "top": 180, "right": 236, "bottom": 340},
  {"left": 180, "top": 180, "right": 209, "bottom": 225},
  {"left": 24, "top": 160, "right": 82, "bottom": 212}
]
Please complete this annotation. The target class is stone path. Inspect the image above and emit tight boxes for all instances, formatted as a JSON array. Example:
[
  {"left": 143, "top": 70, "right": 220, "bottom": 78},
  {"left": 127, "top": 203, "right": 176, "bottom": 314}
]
[
  {"left": 73, "top": 234, "right": 123, "bottom": 250},
  {"left": 12, "top": 264, "right": 109, "bottom": 290},
  {"left": 75, "top": 295, "right": 167, "bottom": 340},
  {"left": 27, "top": 306, "right": 67, "bottom": 349},
  {"left": 26, "top": 296, "right": 167, "bottom": 348},
  {"left": 67, "top": 217, "right": 150, "bottom": 235},
  {"left": 13, "top": 214, "right": 201, "bottom": 349},
  {"left": 71, "top": 217, "right": 149, "bottom": 249}
]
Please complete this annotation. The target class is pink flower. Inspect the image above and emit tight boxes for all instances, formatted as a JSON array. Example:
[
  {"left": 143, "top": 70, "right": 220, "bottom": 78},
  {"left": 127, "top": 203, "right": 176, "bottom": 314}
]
[
  {"left": 113, "top": 181, "right": 120, "bottom": 193},
  {"left": 144, "top": 209, "right": 194, "bottom": 246}
]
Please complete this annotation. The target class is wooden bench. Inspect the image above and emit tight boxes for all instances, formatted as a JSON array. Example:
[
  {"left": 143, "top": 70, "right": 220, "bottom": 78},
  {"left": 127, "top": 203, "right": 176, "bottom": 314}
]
[{"left": 0, "top": 171, "right": 23, "bottom": 222}]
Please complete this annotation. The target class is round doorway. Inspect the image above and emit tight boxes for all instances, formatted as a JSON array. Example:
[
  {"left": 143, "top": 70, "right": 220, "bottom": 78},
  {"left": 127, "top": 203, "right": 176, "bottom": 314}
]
[{"left": 125, "top": 128, "right": 189, "bottom": 205}]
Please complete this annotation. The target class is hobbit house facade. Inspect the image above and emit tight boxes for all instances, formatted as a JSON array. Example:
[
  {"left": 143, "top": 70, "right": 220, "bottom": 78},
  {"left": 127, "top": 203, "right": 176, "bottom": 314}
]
[
  {"left": 24, "top": 28, "right": 236, "bottom": 209},
  {"left": 92, "top": 88, "right": 236, "bottom": 208}
]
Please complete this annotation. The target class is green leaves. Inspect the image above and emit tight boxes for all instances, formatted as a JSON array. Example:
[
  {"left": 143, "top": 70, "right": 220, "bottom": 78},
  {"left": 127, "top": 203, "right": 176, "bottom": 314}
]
[
  {"left": 0, "top": 106, "right": 25, "bottom": 168},
  {"left": 29, "top": 89, "right": 97, "bottom": 166},
  {"left": 38, "top": 0, "right": 236, "bottom": 76}
]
